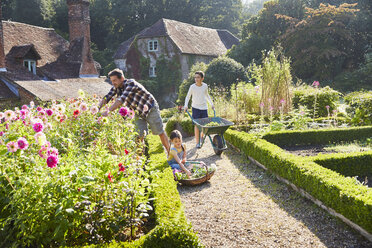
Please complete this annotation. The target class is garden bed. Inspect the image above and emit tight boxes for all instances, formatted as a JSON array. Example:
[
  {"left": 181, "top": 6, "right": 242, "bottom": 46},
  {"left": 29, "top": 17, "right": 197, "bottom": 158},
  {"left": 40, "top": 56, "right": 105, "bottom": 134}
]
[{"left": 0, "top": 97, "right": 202, "bottom": 247}]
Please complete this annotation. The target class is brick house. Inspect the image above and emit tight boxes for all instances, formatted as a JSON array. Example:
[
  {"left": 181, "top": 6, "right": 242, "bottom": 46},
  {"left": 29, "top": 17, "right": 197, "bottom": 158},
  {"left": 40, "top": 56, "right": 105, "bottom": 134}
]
[
  {"left": 113, "top": 18, "right": 240, "bottom": 81},
  {"left": 0, "top": 0, "right": 111, "bottom": 107}
]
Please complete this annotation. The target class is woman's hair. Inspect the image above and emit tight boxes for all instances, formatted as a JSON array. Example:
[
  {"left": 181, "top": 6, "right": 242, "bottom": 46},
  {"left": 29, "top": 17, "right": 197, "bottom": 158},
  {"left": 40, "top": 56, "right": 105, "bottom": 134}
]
[
  {"left": 170, "top": 130, "right": 182, "bottom": 141},
  {"left": 195, "top": 71, "right": 204, "bottom": 78},
  {"left": 170, "top": 130, "right": 184, "bottom": 151}
]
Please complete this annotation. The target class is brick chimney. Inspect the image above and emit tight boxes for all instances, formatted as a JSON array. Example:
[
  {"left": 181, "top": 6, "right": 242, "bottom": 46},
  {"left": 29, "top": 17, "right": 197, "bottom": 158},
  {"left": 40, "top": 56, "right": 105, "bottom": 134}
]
[
  {"left": 67, "top": 0, "right": 98, "bottom": 78},
  {"left": 0, "top": 2, "right": 7, "bottom": 72}
]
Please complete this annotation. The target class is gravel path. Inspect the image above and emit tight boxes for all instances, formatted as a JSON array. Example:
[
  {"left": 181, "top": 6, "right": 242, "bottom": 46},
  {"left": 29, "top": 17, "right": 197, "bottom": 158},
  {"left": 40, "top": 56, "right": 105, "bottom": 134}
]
[{"left": 178, "top": 136, "right": 372, "bottom": 248}]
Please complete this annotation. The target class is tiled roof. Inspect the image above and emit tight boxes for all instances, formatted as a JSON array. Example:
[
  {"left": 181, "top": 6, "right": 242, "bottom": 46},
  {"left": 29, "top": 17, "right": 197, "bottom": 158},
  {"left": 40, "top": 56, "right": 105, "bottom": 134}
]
[
  {"left": 6, "top": 44, "right": 41, "bottom": 60},
  {"left": 114, "top": 18, "right": 240, "bottom": 59},
  {"left": 15, "top": 78, "right": 112, "bottom": 101},
  {"left": 3, "top": 21, "right": 69, "bottom": 66}
]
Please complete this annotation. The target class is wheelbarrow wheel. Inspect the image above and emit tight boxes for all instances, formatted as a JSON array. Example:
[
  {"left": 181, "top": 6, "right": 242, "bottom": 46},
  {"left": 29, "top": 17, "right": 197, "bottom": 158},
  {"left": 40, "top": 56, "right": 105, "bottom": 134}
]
[{"left": 212, "top": 135, "right": 224, "bottom": 155}]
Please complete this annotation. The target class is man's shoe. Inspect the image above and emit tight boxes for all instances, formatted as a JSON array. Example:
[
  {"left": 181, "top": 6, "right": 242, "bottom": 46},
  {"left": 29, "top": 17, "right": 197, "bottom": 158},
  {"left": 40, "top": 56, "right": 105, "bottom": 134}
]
[{"left": 196, "top": 143, "right": 201, "bottom": 149}]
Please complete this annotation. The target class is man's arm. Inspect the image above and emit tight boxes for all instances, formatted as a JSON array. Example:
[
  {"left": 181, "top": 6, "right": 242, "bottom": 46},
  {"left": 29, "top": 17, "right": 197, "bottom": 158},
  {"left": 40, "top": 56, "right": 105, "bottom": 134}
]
[
  {"left": 100, "top": 87, "right": 116, "bottom": 110},
  {"left": 98, "top": 98, "right": 107, "bottom": 110}
]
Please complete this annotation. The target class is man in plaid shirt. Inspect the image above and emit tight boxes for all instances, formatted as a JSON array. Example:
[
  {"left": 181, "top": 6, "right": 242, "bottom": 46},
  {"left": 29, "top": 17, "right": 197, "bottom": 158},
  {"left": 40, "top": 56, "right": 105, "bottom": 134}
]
[{"left": 99, "top": 68, "right": 170, "bottom": 153}]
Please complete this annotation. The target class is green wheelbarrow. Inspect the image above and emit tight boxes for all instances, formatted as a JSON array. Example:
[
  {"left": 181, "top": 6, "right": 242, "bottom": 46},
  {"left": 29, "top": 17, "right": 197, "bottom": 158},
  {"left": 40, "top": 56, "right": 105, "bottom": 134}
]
[{"left": 186, "top": 110, "right": 234, "bottom": 155}]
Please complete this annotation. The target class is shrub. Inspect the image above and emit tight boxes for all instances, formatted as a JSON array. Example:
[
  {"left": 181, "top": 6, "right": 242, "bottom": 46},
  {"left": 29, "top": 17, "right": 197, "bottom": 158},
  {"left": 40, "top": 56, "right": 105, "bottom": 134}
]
[
  {"left": 292, "top": 85, "right": 342, "bottom": 117},
  {"left": 313, "top": 152, "right": 372, "bottom": 178},
  {"left": 165, "top": 115, "right": 194, "bottom": 137},
  {"left": 344, "top": 90, "right": 372, "bottom": 126},
  {"left": 204, "top": 56, "right": 248, "bottom": 89},
  {"left": 333, "top": 51, "right": 372, "bottom": 92},
  {"left": 261, "top": 126, "right": 372, "bottom": 147}
]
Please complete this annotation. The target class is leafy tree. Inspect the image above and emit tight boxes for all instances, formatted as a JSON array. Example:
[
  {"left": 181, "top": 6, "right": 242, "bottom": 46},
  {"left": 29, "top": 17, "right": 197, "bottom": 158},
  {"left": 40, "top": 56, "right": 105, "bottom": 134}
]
[
  {"left": 228, "top": 0, "right": 305, "bottom": 66},
  {"left": 205, "top": 56, "right": 248, "bottom": 89},
  {"left": 278, "top": 3, "right": 360, "bottom": 80}
]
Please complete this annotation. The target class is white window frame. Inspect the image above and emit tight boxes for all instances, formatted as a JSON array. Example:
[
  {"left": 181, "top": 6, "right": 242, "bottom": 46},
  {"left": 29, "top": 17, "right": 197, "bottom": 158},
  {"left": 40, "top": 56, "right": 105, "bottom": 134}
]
[
  {"left": 149, "top": 66, "right": 156, "bottom": 77},
  {"left": 148, "top": 40, "right": 158, "bottom": 52},
  {"left": 23, "top": 59, "right": 36, "bottom": 74}
]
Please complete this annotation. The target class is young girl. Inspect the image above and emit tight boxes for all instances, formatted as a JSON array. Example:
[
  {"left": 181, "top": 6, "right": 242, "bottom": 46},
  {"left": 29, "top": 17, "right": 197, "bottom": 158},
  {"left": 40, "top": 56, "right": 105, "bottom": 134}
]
[
  {"left": 183, "top": 71, "right": 214, "bottom": 148},
  {"left": 168, "top": 130, "right": 193, "bottom": 178}
]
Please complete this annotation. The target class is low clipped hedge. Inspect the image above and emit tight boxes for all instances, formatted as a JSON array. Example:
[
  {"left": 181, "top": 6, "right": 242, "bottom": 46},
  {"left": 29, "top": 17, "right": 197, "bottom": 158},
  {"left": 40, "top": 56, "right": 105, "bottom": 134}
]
[
  {"left": 313, "top": 152, "right": 372, "bottom": 178},
  {"left": 225, "top": 129, "right": 372, "bottom": 234},
  {"left": 262, "top": 126, "right": 372, "bottom": 147},
  {"left": 83, "top": 135, "right": 202, "bottom": 247},
  {"left": 165, "top": 116, "right": 194, "bottom": 137}
]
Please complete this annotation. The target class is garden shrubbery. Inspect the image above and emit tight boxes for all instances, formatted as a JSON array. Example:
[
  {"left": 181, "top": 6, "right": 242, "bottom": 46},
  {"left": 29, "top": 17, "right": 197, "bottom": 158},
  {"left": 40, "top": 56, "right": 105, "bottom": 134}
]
[
  {"left": 345, "top": 90, "right": 372, "bottom": 126},
  {"left": 292, "top": 85, "right": 342, "bottom": 117},
  {"left": 0, "top": 94, "right": 152, "bottom": 246}
]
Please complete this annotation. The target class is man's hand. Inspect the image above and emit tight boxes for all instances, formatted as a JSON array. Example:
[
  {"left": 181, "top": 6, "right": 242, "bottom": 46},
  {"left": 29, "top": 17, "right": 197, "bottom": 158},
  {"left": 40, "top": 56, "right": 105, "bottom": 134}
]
[
  {"left": 212, "top": 105, "right": 215, "bottom": 110},
  {"left": 181, "top": 158, "right": 186, "bottom": 164},
  {"left": 102, "top": 110, "right": 110, "bottom": 117},
  {"left": 184, "top": 106, "right": 188, "bottom": 112}
]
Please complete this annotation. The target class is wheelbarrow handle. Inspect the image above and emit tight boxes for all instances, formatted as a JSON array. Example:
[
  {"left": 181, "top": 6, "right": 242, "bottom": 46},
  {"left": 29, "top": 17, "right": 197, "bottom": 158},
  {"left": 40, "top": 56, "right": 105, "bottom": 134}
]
[
  {"left": 185, "top": 109, "right": 216, "bottom": 119},
  {"left": 185, "top": 110, "right": 194, "bottom": 121}
]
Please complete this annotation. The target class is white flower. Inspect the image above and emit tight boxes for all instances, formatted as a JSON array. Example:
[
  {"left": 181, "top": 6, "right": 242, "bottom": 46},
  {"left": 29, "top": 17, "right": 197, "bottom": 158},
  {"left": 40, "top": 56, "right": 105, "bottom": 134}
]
[
  {"left": 90, "top": 106, "right": 99, "bottom": 115},
  {"left": 79, "top": 102, "right": 88, "bottom": 112},
  {"left": 56, "top": 104, "right": 65, "bottom": 114}
]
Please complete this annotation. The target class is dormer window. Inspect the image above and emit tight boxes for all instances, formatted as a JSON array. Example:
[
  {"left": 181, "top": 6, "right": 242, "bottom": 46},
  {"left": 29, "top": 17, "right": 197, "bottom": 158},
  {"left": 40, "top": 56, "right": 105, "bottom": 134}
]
[
  {"left": 148, "top": 40, "right": 158, "bottom": 52},
  {"left": 24, "top": 59, "right": 36, "bottom": 74}
]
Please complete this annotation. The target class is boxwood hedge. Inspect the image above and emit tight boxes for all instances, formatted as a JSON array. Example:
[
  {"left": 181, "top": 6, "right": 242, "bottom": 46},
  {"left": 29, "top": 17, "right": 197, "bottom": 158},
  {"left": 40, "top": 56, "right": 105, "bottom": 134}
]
[
  {"left": 82, "top": 135, "right": 202, "bottom": 248},
  {"left": 262, "top": 126, "right": 372, "bottom": 147},
  {"left": 225, "top": 129, "right": 372, "bottom": 235}
]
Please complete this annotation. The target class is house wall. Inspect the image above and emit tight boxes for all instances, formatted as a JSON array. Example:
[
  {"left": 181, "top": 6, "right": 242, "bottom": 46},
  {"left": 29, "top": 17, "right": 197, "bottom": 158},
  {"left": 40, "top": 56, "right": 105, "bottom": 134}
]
[
  {"left": 180, "top": 54, "right": 215, "bottom": 80},
  {"left": 125, "top": 36, "right": 179, "bottom": 79}
]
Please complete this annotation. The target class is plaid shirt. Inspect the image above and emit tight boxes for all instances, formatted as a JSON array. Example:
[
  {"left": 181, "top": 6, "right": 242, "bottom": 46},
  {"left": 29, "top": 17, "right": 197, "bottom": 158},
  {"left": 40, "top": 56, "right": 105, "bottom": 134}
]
[{"left": 104, "top": 79, "right": 156, "bottom": 118}]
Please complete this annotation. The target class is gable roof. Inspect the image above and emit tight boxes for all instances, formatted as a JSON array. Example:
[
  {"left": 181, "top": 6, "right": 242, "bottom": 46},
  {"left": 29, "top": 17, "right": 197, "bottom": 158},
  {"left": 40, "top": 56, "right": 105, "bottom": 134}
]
[
  {"left": 114, "top": 18, "right": 240, "bottom": 59},
  {"left": 3, "top": 21, "right": 69, "bottom": 66},
  {"left": 7, "top": 44, "right": 42, "bottom": 60}
]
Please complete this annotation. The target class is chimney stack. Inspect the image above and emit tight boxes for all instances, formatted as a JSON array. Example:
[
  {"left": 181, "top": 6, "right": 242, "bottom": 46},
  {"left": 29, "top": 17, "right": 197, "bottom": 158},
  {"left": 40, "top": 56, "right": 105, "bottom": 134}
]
[
  {"left": 0, "top": 2, "right": 7, "bottom": 72},
  {"left": 67, "top": 0, "right": 98, "bottom": 78}
]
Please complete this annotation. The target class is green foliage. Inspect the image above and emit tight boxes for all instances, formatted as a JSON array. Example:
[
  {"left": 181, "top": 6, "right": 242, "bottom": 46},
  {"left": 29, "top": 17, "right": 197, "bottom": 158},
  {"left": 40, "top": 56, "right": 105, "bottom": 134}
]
[
  {"left": 345, "top": 91, "right": 372, "bottom": 126},
  {"left": 292, "top": 85, "right": 342, "bottom": 117},
  {"left": 261, "top": 126, "right": 372, "bottom": 147},
  {"left": 279, "top": 3, "right": 360, "bottom": 80},
  {"left": 205, "top": 56, "right": 248, "bottom": 89},
  {"left": 230, "top": 81, "right": 261, "bottom": 114},
  {"left": 333, "top": 51, "right": 372, "bottom": 92},
  {"left": 165, "top": 116, "right": 194, "bottom": 137},
  {"left": 0, "top": 96, "right": 153, "bottom": 246},
  {"left": 160, "top": 107, "right": 179, "bottom": 122},
  {"left": 225, "top": 129, "right": 372, "bottom": 234},
  {"left": 155, "top": 55, "right": 182, "bottom": 95},
  {"left": 313, "top": 152, "right": 372, "bottom": 178},
  {"left": 228, "top": 0, "right": 305, "bottom": 66},
  {"left": 249, "top": 46, "right": 292, "bottom": 114},
  {"left": 177, "top": 62, "right": 208, "bottom": 105}
]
